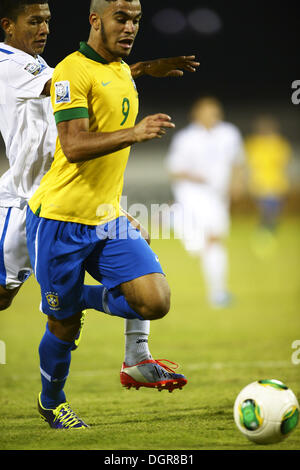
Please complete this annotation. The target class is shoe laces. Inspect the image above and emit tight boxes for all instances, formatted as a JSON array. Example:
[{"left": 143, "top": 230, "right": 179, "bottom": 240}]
[
  {"left": 53, "top": 402, "right": 84, "bottom": 428},
  {"left": 155, "top": 359, "right": 180, "bottom": 374}
]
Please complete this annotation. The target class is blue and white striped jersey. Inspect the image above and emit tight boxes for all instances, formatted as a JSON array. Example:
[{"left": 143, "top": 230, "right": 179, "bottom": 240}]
[{"left": 0, "top": 43, "right": 56, "bottom": 206}]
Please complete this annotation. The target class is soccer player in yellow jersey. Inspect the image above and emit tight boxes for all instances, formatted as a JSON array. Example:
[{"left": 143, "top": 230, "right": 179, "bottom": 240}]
[
  {"left": 245, "top": 115, "right": 292, "bottom": 232},
  {"left": 26, "top": 0, "right": 189, "bottom": 428},
  {"left": 0, "top": 0, "right": 198, "bottom": 313}
]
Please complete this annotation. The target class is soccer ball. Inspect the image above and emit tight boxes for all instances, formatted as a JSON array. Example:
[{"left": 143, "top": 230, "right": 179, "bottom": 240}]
[{"left": 233, "top": 379, "right": 299, "bottom": 444}]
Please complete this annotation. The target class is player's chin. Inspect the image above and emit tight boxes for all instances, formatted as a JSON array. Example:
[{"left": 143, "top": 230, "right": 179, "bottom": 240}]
[
  {"left": 116, "top": 43, "right": 133, "bottom": 57},
  {"left": 32, "top": 42, "right": 47, "bottom": 55}
]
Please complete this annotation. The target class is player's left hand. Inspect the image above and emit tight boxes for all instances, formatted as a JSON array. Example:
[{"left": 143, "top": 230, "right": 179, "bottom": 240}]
[
  {"left": 120, "top": 208, "right": 151, "bottom": 245},
  {"left": 144, "top": 56, "right": 200, "bottom": 77},
  {"left": 138, "top": 224, "right": 151, "bottom": 245}
]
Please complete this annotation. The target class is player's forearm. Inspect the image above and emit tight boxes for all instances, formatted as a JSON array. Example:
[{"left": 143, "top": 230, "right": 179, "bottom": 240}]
[
  {"left": 41, "top": 78, "right": 52, "bottom": 96},
  {"left": 129, "top": 62, "right": 147, "bottom": 79},
  {"left": 129, "top": 60, "right": 165, "bottom": 79},
  {"left": 120, "top": 207, "right": 151, "bottom": 245},
  {"left": 58, "top": 114, "right": 173, "bottom": 162},
  {"left": 129, "top": 59, "right": 169, "bottom": 79},
  {"left": 61, "top": 128, "right": 137, "bottom": 163},
  {"left": 120, "top": 207, "right": 143, "bottom": 232}
]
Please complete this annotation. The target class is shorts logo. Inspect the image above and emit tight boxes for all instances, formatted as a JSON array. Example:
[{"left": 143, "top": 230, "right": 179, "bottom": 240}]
[
  {"left": 24, "top": 62, "right": 42, "bottom": 76},
  {"left": 17, "top": 269, "right": 32, "bottom": 283},
  {"left": 54, "top": 81, "right": 71, "bottom": 104},
  {"left": 46, "top": 292, "right": 60, "bottom": 311}
]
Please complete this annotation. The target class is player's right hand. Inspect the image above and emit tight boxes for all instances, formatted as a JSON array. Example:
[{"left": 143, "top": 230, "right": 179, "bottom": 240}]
[{"left": 133, "top": 114, "right": 175, "bottom": 142}]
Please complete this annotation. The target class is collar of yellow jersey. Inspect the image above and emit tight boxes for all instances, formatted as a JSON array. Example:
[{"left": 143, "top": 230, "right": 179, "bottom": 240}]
[{"left": 79, "top": 41, "right": 109, "bottom": 64}]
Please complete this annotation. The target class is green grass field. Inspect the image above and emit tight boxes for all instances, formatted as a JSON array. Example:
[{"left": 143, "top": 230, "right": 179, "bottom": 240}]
[{"left": 0, "top": 215, "right": 299, "bottom": 451}]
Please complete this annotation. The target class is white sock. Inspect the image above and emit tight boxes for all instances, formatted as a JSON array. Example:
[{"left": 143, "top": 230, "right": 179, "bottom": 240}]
[
  {"left": 124, "top": 319, "right": 152, "bottom": 366},
  {"left": 201, "top": 242, "right": 228, "bottom": 301}
]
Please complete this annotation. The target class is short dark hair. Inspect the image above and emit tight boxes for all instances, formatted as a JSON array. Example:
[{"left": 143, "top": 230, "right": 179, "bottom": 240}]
[
  {"left": 90, "top": 0, "right": 134, "bottom": 14},
  {"left": 0, "top": 0, "right": 49, "bottom": 22}
]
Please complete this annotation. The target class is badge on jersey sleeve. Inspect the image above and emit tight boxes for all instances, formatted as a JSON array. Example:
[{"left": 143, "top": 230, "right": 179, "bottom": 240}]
[
  {"left": 24, "top": 62, "right": 42, "bottom": 76},
  {"left": 54, "top": 81, "right": 71, "bottom": 104}
]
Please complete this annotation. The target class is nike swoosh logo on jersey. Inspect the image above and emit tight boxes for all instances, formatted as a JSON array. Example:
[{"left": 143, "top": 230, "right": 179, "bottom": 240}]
[{"left": 101, "top": 81, "right": 112, "bottom": 87}]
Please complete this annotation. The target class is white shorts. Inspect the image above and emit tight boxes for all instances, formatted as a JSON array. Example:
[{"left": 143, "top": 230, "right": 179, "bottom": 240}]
[
  {"left": 0, "top": 204, "right": 33, "bottom": 289},
  {"left": 173, "top": 187, "right": 230, "bottom": 253}
]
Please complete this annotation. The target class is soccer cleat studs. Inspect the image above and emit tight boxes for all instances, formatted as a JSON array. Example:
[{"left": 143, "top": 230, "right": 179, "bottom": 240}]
[{"left": 120, "top": 359, "right": 187, "bottom": 392}]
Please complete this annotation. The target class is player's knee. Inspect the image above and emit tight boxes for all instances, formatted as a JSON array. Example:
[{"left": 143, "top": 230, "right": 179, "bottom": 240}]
[
  {"left": 138, "top": 288, "right": 171, "bottom": 320},
  {"left": 122, "top": 274, "right": 171, "bottom": 321}
]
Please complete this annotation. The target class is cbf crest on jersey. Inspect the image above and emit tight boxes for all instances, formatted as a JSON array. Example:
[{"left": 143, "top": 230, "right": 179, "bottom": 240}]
[
  {"left": 54, "top": 81, "right": 71, "bottom": 104},
  {"left": 45, "top": 292, "right": 60, "bottom": 311}
]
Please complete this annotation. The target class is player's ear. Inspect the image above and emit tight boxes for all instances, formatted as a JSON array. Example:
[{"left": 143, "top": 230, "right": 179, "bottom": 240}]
[
  {"left": 0, "top": 18, "right": 14, "bottom": 37},
  {"left": 89, "top": 12, "right": 101, "bottom": 31}
]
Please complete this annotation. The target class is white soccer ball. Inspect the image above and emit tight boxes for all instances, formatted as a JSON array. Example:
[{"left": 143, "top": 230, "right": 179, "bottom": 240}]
[{"left": 233, "top": 379, "right": 299, "bottom": 444}]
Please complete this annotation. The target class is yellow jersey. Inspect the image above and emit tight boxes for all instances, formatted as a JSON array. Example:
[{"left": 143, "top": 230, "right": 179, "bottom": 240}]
[
  {"left": 29, "top": 41, "right": 139, "bottom": 225},
  {"left": 245, "top": 134, "right": 291, "bottom": 197}
]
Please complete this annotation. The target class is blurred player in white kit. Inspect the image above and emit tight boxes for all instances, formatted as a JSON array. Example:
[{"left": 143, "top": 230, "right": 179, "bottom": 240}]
[{"left": 166, "top": 97, "right": 245, "bottom": 307}]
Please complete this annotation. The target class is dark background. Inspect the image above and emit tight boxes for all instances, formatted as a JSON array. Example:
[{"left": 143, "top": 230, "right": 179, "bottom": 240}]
[
  {"left": 0, "top": 0, "right": 299, "bottom": 129},
  {"left": 0, "top": 0, "right": 299, "bottom": 202},
  {"left": 42, "top": 0, "right": 299, "bottom": 104},
  {"left": 39, "top": 0, "right": 300, "bottom": 140}
]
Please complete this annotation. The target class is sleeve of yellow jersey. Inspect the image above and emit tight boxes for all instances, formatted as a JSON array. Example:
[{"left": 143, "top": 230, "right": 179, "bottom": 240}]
[{"left": 51, "top": 55, "right": 91, "bottom": 125}]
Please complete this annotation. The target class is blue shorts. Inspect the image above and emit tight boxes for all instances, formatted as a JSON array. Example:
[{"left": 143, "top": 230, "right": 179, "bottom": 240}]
[
  {"left": 26, "top": 208, "right": 164, "bottom": 319},
  {"left": 257, "top": 197, "right": 283, "bottom": 216}
]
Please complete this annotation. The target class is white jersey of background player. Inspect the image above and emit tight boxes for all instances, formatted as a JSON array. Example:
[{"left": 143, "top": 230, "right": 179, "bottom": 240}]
[
  {"left": 0, "top": 41, "right": 55, "bottom": 298},
  {"left": 166, "top": 97, "right": 245, "bottom": 307}
]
